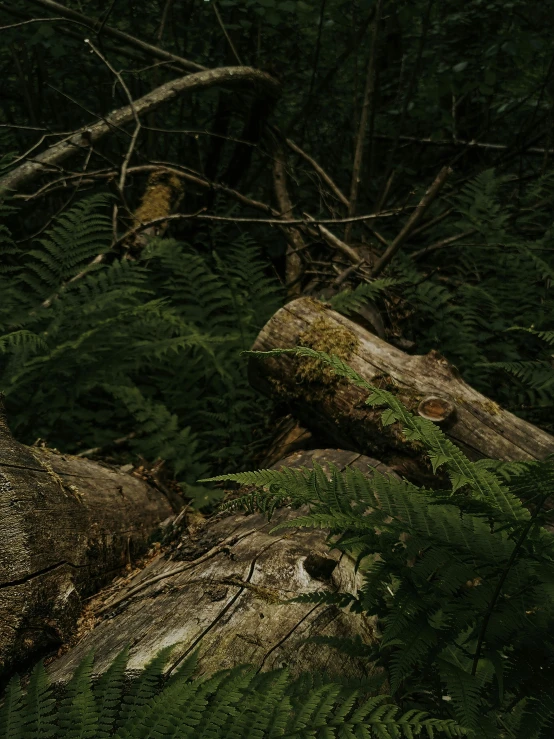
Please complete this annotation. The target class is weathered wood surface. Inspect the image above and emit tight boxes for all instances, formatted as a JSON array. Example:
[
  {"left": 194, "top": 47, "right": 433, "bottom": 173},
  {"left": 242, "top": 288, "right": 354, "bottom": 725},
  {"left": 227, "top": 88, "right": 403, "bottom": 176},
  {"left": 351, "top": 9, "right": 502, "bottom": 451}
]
[
  {"left": 0, "top": 406, "right": 175, "bottom": 677},
  {"left": 48, "top": 449, "right": 397, "bottom": 685},
  {"left": 248, "top": 297, "right": 554, "bottom": 483}
]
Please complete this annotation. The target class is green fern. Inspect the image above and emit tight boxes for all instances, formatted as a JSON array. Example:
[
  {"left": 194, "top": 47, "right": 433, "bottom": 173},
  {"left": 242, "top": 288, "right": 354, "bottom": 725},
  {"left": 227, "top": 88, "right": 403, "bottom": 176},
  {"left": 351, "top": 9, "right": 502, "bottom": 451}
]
[
  {"left": 0, "top": 647, "right": 467, "bottom": 738},
  {"left": 388, "top": 168, "right": 554, "bottom": 434},
  {"left": 0, "top": 199, "right": 283, "bottom": 501},
  {"left": 328, "top": 278, "right": 399, "bottom": 316},
  {"left": 205, "top": 347, "right": 554, "bottom": 737},
  {"left": 22, "top": 660, "right": 56, "bottom": 739},
  {"left": 0, "top": 676, "right": 25, "bottom": 739}
]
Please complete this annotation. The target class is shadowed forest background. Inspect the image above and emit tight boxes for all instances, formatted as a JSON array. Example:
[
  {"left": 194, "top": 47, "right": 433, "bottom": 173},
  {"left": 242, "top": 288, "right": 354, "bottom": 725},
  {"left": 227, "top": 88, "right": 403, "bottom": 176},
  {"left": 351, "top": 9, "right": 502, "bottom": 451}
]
[{"left": 2, "top": 1, "right": 554, "bottom": 737}]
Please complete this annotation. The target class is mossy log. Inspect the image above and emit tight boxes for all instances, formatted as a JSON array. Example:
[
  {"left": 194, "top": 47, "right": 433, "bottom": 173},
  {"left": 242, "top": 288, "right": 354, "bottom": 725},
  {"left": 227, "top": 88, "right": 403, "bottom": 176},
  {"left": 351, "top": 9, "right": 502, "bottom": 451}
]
[
  {"left": 0, "top": 405, "right": 176, "bottom": 678},
  {"left": 48, "top": 449, "right": 395, "bottom": 686},
  {"left": 248, "top": 297, "right": 554, "bottom": 485}
]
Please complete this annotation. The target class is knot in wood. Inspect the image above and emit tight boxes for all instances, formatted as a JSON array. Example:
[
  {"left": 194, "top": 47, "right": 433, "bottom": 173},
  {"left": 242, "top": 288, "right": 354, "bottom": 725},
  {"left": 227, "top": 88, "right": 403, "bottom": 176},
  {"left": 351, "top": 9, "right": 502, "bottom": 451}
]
[
  {"left": 417, "top": 396, "right": 456, "bottom": 425},
  {"left": 303, "top": 553, "right": 338, "bottom": 581}
]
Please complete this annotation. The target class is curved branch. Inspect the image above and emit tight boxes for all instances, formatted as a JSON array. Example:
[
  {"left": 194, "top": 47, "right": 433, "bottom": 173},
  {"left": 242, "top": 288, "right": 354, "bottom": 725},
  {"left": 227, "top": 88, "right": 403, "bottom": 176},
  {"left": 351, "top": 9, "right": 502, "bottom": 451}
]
[{"left": 0, "top": 67, "right": 281, "bottom": 194}]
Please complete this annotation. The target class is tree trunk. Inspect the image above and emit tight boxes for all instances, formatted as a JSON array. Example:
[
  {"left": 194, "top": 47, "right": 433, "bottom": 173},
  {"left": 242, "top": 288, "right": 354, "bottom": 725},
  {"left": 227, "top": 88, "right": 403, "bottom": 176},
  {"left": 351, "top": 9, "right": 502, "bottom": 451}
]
[
  {"left": 48, "top": 449, "right": 395, "bottom": 686},
  {"left": 0, "top": 405, "right": 176, "bottom": 677},
  {"left": 247, "top": 297, "right": 554, "bottom": 485}
]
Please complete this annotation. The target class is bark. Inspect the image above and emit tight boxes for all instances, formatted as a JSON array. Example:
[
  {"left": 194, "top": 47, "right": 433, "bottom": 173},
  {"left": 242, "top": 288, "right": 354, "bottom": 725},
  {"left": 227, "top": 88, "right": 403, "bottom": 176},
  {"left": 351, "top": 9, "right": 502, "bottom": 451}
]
[
  {"left": 0, "top": 67, "right": 280, "bottom": 195},
  {"left": 48, "top": 449, "right": 395, "bottom": 686},
  {"left": 247, "top": 297, "right": 554, "bottom": 484},
  {"left": 0, "top": 406, "right": 176, "bottom": 677},
  {"left": 273, "top": 141, "right": 304, "bottom": 298}
]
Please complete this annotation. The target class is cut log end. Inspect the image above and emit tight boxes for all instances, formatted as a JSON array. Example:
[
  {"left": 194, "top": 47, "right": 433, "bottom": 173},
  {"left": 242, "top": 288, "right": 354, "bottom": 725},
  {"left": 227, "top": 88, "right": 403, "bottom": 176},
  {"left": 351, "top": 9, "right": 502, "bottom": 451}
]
[{"left": 417, "top": 396, "right": 457, "bottom": 424}]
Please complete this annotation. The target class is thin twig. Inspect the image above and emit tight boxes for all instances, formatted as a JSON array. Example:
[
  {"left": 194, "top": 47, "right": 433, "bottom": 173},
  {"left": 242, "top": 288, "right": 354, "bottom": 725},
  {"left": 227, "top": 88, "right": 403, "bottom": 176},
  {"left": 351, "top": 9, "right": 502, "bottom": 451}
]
[
  {"left": 344, "top": 0, "right": 383, "bottom": 243},
  {"left": 85, "top": 40, "right": 141, "bottom": 237},
  {"left": 371, "top": 165, "right": 453, "bottom": 277},
  {"left": 375, "top": 169, "right": 395, "bottom": 213},
  {"left": 410, "top": 230, "right": 476, "bottom": 260},
  {"left": 282, "top": 132, "right": 389, "bottom": 248},
  {"left": 156, "top": 0, "right": 175, "bottom": 41},
  {"left": 0, "top": 15, "right": 67, "bottom": 30},
  {"left": 410, "top": 207, "right": 454, "bottom": 238},
  {"left": 372, "top": 132, "right": 554, "bottom": 155},
  {"left": 96, "top": 0, "right": 118, "bottom": 37},
  {"left": 212, "top": 0, "right": 243, "bottom": 65},
  {"left": 332, "top": 259, "right": 366, "bottom": 287},
  {"left": 285, "top": 136, "right": 348, "bottom": 207},
  {"left": 303, "top": 213, "right": 367, "bottom": 266}
]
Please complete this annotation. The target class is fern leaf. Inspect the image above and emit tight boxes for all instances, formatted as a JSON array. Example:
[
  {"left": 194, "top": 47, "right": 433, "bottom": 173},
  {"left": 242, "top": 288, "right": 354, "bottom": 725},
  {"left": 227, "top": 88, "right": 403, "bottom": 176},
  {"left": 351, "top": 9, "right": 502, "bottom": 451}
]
[
  {"left": 0, "top": 675, "right": 25, "bottom": 739},
  {"left": 57, "top": 651, "right": 98, "bottom": 739},
  {"left": 93, "top": 647, "right": 129, "bottom": 738},
  {"left": 22, "top": 661, "right": 56, "bottom": 739}
]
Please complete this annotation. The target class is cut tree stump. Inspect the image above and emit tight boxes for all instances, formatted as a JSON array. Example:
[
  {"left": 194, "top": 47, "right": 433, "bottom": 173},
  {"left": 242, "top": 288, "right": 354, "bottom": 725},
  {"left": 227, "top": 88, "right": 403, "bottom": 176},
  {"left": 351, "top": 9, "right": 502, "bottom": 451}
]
[
  {"left": 248, "top": 297, "right": 554, "bottom": 484},
  {"left": 0, "top": 404, "right": 176, "bottom": 678},
  {"left": 48, "top": 449, "right": 396, "bottom": 686}
]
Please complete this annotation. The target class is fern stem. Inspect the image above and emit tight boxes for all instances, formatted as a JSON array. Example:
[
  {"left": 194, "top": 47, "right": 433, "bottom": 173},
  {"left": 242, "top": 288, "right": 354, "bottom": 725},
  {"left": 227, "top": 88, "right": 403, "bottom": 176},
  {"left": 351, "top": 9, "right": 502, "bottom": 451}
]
[{"left": 471, "top": 488, "right": 552, "bottom": 675}]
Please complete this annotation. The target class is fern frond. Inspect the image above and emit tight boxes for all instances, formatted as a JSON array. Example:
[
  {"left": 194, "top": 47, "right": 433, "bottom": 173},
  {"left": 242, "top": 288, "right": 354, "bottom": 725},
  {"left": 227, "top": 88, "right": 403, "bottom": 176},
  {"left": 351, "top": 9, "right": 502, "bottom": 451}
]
[
  {"left": 22, "top": 660, "right": 56, "bottom": 739},
  {"left": 0, "top": 675, "right": 25, "bottom": 739},
  {"left": 21, "top": 195, "right": 112, "bottom": 298},
  {"left": 329, "top": 278, "right": 399, "bottom": 316},
  {"left": 57, "top": 651, "right": 98, "bottom": 739},
  {"left": 115, "top": 645, "right": 175, "bottom": 728},
  {"left": 437, "top": 651, "right": 482, "bottom": 733},
  {"left": 93, "top": 647, "right": 129, "bottom": 737}
]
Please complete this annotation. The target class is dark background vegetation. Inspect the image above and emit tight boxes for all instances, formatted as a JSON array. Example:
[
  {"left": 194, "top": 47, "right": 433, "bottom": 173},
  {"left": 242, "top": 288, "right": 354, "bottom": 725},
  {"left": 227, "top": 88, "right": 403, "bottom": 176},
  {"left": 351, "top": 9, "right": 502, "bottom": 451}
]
[
  {"left": 2, "top": 0, "right": 554, "bottom": 505},
  {"left": 4, "top": 2, "right": 554, "bottom": 736}
]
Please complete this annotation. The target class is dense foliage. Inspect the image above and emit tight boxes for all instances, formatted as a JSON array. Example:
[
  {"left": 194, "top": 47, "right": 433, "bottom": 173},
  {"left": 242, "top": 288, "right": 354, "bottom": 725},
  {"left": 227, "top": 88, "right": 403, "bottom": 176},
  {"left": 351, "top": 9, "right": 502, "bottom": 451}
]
[
  {"left": 0, "top": 645, "right": 466, "bottom": 738},
  {"left": 2, "top": 0, "right": 554, "bottom": 736},
  {"left": 211, "top": 348, "right": 554, "bottom": 737},
  {"left": 0, "top": 196, "right": 282, "bottom": 504}
]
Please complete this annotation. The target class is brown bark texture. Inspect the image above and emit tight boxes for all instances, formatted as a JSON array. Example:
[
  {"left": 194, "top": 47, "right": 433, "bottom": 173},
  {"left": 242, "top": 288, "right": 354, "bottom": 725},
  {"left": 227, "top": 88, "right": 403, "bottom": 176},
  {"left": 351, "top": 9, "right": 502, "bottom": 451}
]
[
  {"left": 247, "top": 297, "right": 554, "bottom": 484},
  {"left": 48, "top": 449, "right": 394, "bottom": 686},
  {"left": 0, "top": 406, "right": 175, "bottom": 677}
]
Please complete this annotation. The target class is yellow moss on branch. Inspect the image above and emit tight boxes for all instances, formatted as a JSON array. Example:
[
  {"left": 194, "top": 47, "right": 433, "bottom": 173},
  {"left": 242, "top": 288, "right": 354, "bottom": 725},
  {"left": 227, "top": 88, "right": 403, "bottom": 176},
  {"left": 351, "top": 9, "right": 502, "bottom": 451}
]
[
  {"left": 133, "top": 170, "right": 183, "bottom": 227},
  {"left": 296, "top": 316, "right": 358, "bottom": 386}
]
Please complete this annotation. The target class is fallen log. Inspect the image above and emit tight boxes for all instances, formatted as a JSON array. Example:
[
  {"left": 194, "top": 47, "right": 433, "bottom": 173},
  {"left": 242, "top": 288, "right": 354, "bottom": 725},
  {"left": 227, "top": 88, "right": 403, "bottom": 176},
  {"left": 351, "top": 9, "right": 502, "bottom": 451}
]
[
  {"left": 248, "top": 297, "right": 554, "bottom": 485},
  {"left": 48, "top": 449, "right": 396, "bottom": 685},
  {"left": 0, "top": 402, "right": 176, "bottom": 678}
]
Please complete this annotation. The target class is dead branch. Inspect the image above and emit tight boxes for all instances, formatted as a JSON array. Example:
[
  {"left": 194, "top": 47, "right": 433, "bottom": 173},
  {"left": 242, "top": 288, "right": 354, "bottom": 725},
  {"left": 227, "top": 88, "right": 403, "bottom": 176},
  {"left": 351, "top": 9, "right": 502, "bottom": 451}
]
[
  {"left": 0, "top": 67, "right": 281, "bottom": 194},
  {"left": 344, "top": 0, "right": 383, "bottom": 243},
  {"left": 410, "top": 229, "right": 476, "bottom": 260},
  {"left": 373, "top": 133, "right": 554, "bottom": 155},
  {"left": 370, "top": 165, "right": 453, "bottom": 277},
  {"left": 285, "top": 136, "right": 348, "bottom": 208},
  {"left": 303, "top": 214, "right": 365, "bottom": 266},
  {"left": 272, "top": 142, "right": 304, "bottom": 297}
]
